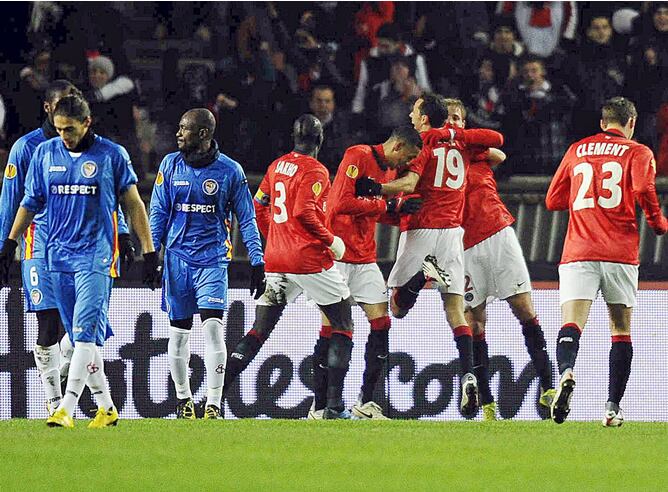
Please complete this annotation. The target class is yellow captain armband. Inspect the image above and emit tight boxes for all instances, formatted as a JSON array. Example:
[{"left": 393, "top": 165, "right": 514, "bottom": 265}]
[{"left": 254, "top": 189, "right": 270, "bottom": 206}]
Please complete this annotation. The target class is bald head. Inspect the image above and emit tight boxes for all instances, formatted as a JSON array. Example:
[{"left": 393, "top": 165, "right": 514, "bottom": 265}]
[{"left": 177, "top": 108, "right": 216, "bottom": 154}]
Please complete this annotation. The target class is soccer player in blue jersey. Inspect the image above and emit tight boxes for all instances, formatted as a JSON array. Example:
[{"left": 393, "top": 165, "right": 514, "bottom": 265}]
[
  {"left": 0, "top": 94, "right": 160, "bottom": 428},
  {"left": 0, "top": 81, "right": 135, "bottom": 416},
  {"left": 150, "top": 108, "right": 265, "bottom": 419}
]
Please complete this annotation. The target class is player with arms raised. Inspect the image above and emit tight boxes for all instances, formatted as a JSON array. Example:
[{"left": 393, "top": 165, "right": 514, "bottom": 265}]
[{"left": 546, "top": 97, "right": 668, "bottom": 426}]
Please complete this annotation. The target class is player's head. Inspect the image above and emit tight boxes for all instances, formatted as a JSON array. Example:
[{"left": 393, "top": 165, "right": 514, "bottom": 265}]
[
  {"left": 409, "top": 93, "right": 448, "bottom": 132},
  {"left": 383, "top": 125, "right": 422, "bottom": 169},
  {"left": 600, "top": 97, "right": 638, "bottom": 138},
  {"left": 52, "top": 94, "right": 92, "bottom": 150},
  {"left": 292, "top": 114, "right": 324, "bottom": 157},
  {"left": 444, "top": 98, "right": 467, "bottom": 129},
  {"left": 176, "top": 108, "right": 216, "bottom": 153},
  {"left": 43, "top": 80, "right": 81, "bottom": 124}
]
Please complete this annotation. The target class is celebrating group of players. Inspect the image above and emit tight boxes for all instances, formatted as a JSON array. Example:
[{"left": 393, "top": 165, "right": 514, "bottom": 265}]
[{"left": 0, "top": 76, "right": 665, "bottom": 427}]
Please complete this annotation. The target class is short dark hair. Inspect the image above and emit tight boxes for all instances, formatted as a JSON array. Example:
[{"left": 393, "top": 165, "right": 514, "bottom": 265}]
[
  {"left": 390, "top": 125, "right": 422, "bottom": 149},
  {"left": 418, "top": 93, "right": 448, "bottom": 128},
  {"left": 44, "top": 79, "right": 80, "bottom": 103},
  {"left": 601, "top": 97, "right": 637, "bottom": 126},
  {"left": 311, "top": 85, "right": 335, "bottom": 98},
  {"left": 53, "top": 94, "right": 91, "bottom": 122},
  {"left": 376, "top": 23, "right": 401, "bottom": 42}
]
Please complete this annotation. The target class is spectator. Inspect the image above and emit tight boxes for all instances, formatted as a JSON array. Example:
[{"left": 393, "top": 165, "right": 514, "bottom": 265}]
[
  {"left": 626, "top": 3, "right": 668, "bottom": 151},
  {"left": 481, "top": 21, "right": 524, "bottom": 89},
  {"left": 466, "top": 58, "right": 505, "bottom": 130},
  {"left": 308, "top": 85, "right": 359, "bottom": 174},
  {"left": 351, "top": 2, "right": 395, "bottom": 78},
  {"left": 376, "top": 60, "right": 422, "bottom": 140},
  {"left": 503, "top": 57, "right": 575, "bottom": 175},
  {"left": 352, "top": 23, "right": 431, "bottom": 125},
  {"left": 570, "top": 15, "right": 626, "bottom": 140},
  {"left": 15, "top": 49, "right": 53, "bottom": 135},
  {"left": 85, "top": 55, "right": 139, "bottom": 169},
  {"left": 657, "top": 102, "right": 668, "bottom": 176}
]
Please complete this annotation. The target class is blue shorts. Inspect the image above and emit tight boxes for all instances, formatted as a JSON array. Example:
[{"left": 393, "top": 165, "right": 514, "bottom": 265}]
[
  {"left": 21, "top": 258, "right": 59, "bottom": 311},
  {"left": 52, "top": 271, "right": 114, "bottom": 347},
  {"left": 161, "top": 251, "right": 228, "bottom": 320}
]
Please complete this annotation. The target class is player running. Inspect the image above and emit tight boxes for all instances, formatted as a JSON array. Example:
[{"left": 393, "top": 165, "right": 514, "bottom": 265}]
[
  {"left": 224, "top": 114, "right": 356, "bottom": 419},
  {"left": 312, "top": 125, "right": 422, "bottom": 420},
  {"left": 432, "top": 108, "right": 556, "bottom": 421},
  {"left": 0, "top": 81, "right": 135, "bottom": 417},
  {"left": 546, "top": 97, "right": 668, "bottom": 426},
  {"left": 356, "top": 95, "right": 503, "bottom": 418},
  {"left": 0, "top": 94, "right": 160, "bottom": 428},
  {"left": 150, "top": 108, "right": 265, "bottom": 420}
]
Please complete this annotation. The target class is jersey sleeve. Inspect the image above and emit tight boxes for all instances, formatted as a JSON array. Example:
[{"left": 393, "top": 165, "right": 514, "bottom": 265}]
[
  {"left": 545, "top": 147, "right": 573, "bottom": 211},
  {"left": 253, "top": 173, "right": 271, "bottom": 239},
  {"left": 113, "top": 145, "right": 139, "bottom": 196},
  {"left": 0, "top": 139, "right": 30, "bottom": 244},
  {"left": 230, "top": 164, "right": 264, "bottom": 266},
  {"left": 456, "top": 127, "right": 504, "bottom": 148},
  {"left": 293, "top": 169, "right": 334, "bottom": 246},
  {"left": 148, "top": 157, "right": 172, "bottom": 248},
  {"left": 631, "top": 147, "right": 667, "bottom": 232},
  {"left": 20, "top": 144, "right": 47, "bottom": 215},
  {"left": 332, "top": 148, "right": 387, "bottom": 217}
]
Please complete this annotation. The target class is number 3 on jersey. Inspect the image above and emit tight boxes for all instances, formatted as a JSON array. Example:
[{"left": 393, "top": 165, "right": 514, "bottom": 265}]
[
  {"left": 573, "top": 161, "right": 622, "bottom": 211},
  {"left": 433, "top": 147, "right": 465, "bottom": 189},
  {"left": 273, "top": 182, "right": 288, "bottom": 223}
]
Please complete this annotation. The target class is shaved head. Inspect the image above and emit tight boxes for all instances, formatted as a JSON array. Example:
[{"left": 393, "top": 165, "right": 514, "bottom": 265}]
[
  {"left": 182, "top": 108, "right": 216, "bottom": 135},
  {"left": 177, "top": 108, "right": 216, "bottom": 154}
]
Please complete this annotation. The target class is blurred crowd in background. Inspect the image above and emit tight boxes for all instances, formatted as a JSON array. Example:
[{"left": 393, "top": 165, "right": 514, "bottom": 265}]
[{"left": 1, "top": 1, "right": 667, "bottom": 189}]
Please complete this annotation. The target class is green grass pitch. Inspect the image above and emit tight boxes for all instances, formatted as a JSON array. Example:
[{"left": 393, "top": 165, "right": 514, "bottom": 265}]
[{"left": 2, "top": 419, "right": 666, "bottom": 491}]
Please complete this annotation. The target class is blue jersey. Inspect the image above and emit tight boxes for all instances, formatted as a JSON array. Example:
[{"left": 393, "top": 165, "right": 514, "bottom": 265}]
[
  {"left": 21, "top": 134, "right": 137, "bottom": 276},
  {"left": 0, "top": 126, "right": 129, "bottom": 261},
  {"left": 150, "top": 149, "right": 264, "bottom": 268}
]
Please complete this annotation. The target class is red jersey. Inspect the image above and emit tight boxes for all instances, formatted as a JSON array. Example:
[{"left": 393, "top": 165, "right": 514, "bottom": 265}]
[
  {"left": 546, "top": 129, "right": 667, "bottom": 265},
  {"left": 404, "top": 128, "right": 504, "bottom": 231},
  {"left": 326, "top": 144, "right": 396, "bottom": 264},
  {"left": 255, "top": 152, "right": 334, "bottom": 274},
  {"left": 462, "top": 151, "right": 515, "bottom": 250}
]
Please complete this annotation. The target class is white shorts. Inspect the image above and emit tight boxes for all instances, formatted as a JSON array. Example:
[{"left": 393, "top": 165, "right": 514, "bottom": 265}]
[
  {"left": 387, "top": 228, "right": 465, "bottom": 295},
  {"left": 334, "top": 261, "right": 387, "bottom": 305},
  {"left": 257, "top": 267, "right": 351, "bottom": 307},
  {"left": 558, "top": 261, "right": 638, "bottom": 307},
  {"left": 464, "top": 226, "right": 531, "bottom": 308}
]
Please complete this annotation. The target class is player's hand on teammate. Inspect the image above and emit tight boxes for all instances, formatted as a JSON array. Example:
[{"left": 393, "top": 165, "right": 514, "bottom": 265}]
[
  {"left": 142, "top": 251, "right": 162, "bottom": 290},
  {"left": 0, "top": 239, "right": 18, "bottom": 286},
  {"left": 355, "top": 176, "right": 382, "bottom": 196},
  {"left": 422, "top": 127, "right": 455, "bottom": 147},
  {"left": 651, "top": 215, "right": 668, "bottom": 236},
  {"left": 250, "top": 263, "right": 266, "bottom": 300},
  {"left": 118, "top": 233, "right": 136, "bottom": 275},
  {"left": 328, "top": 236, "right": 346, "bottom": 260},
  {"left": 386, "top": 196, "right": 423, "bottom": 215}
]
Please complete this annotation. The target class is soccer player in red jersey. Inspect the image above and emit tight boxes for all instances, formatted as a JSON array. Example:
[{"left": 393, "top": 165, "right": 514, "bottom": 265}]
[
  {"left": 224, "top": 114, "right": 355, "bottom": 419},
  {"left": 316, "top": 125, "right": 422, "bottom": 419},
  {"left": 546, "top": 97, "right": 668, "bottom": 426},
  {"left": 356, "top": 95, "right": 503, "bottom": 417},
  {"left": 444, "top": 112, "right": 556, "bottom": 421}
]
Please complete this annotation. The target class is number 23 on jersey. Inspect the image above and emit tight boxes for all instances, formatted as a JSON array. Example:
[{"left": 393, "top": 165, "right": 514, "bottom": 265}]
[{"left": 572, "top": 161, "right": 622, "bottom": 211}]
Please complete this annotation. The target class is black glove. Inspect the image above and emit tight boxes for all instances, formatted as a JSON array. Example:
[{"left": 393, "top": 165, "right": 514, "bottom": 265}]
[
  {"left": 355, "top": 176, "right": 382, "bottom": 197},
  {"left": 118, "top": 233, "right": 136, "bottom": 275},
  {"left": 142, "top": 252, "right": 162, "bottom": 290},
  {"left": 250, "top": 263, "right": 267, "bottom": 300},
  {"left": 0, "top": 239, "right": 18, "bottom": 286},
  {"left": 386, "top": 196, "right": 423, "bottom": 214}
]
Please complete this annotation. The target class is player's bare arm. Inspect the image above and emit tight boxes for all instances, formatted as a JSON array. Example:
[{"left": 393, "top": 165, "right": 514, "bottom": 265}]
[
  {"left": 121, "top": 185, "right": 155, "bottom": 254},
  {"left": 7, "top": 206, "right": 36, "bottom": 241}
]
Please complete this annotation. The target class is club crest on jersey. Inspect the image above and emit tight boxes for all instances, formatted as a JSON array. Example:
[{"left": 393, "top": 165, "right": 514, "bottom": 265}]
[
  {"left": 202, "top": 179, "right": 219, "bottom": 195},
  {"left": 346, "top": 164, "right": 359, "bottom": 179},
  {"left": 312, "top": 181, "right": 322, "bottom": 196},
  {"left": 4, "top": 163, "right": 17, "bottom": 179},
  {"left": 156, "top": 171, "right": 164, "bottom": 185},
  {"left": 30, "top": 288, "right": 43, "bottom": 306},
  {"left": 81, "top": 161, "right": 98, "bottom": 178}
]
